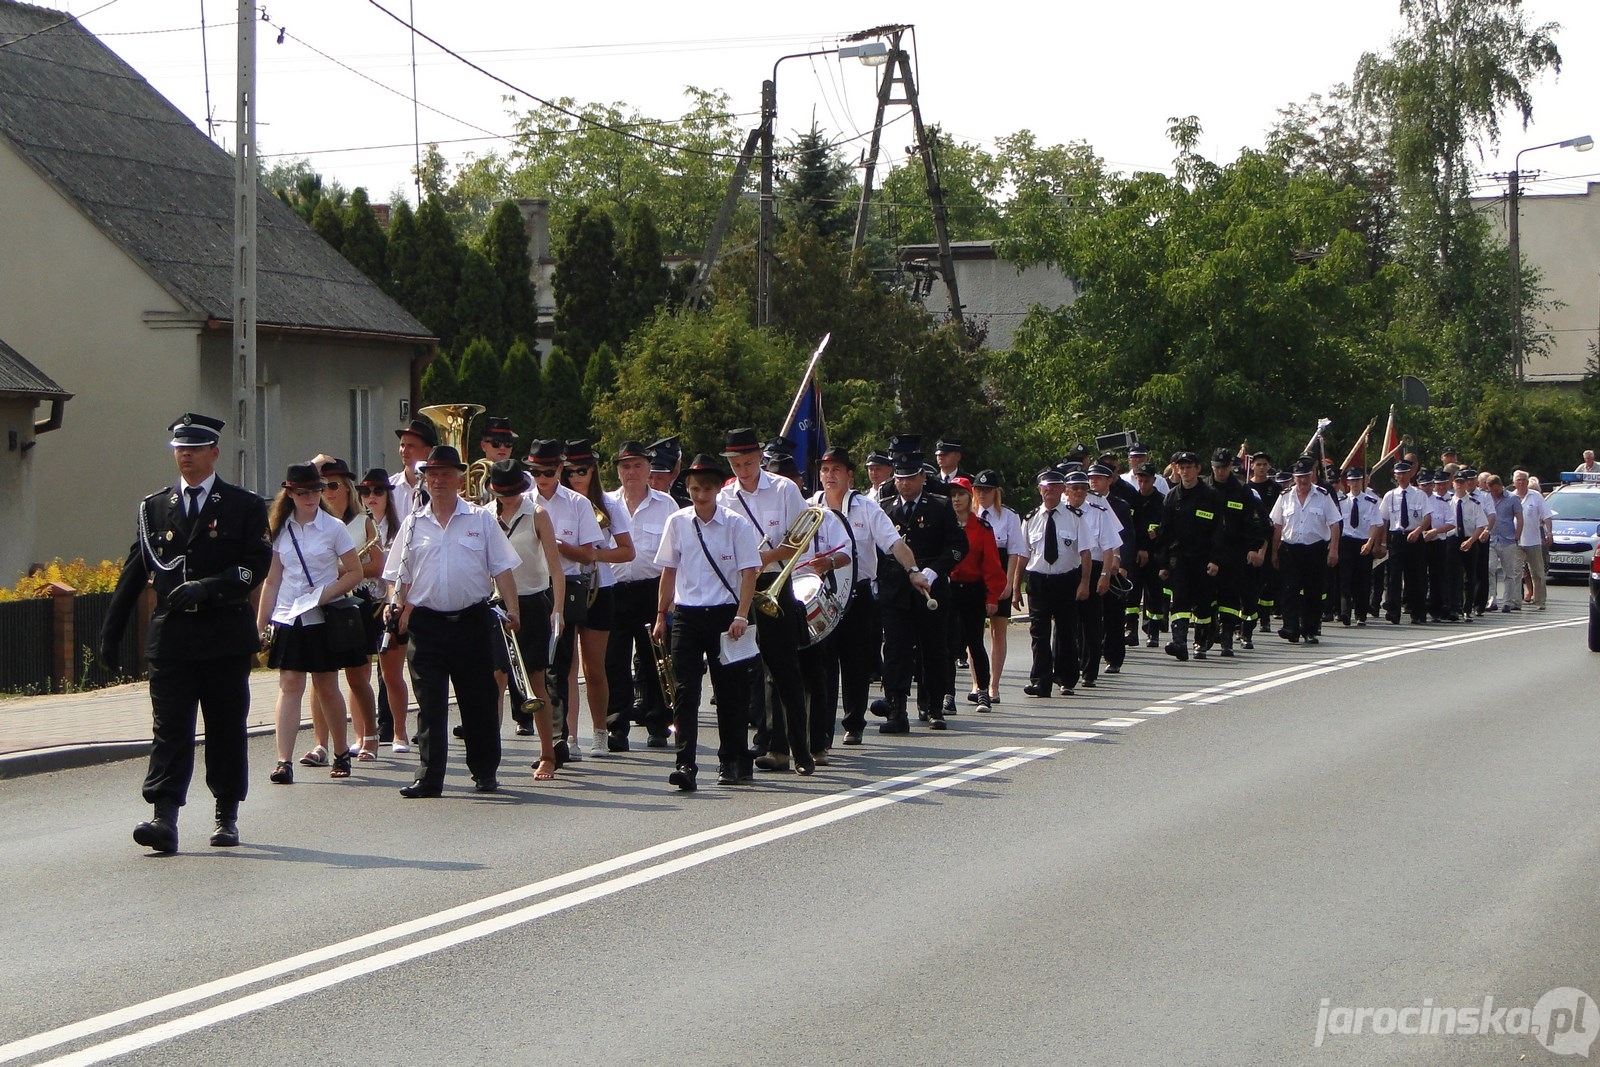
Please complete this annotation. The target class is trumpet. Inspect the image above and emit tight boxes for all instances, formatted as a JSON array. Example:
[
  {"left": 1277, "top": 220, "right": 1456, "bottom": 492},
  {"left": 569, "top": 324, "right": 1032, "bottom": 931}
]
[
  {"left": 491, "top": 597, "right": 544, "bottom": 715},
  {"left": 646, "top": 622, "right": 677, "bottom": 712},
  {"left": 753, "top": 506, "right": 827, "bottom": 617}
]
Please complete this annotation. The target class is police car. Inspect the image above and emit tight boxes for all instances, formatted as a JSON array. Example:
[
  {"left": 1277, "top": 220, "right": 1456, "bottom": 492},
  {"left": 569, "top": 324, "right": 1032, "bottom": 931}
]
[{"left": 1546, "top": 474, "right": 1600, "bottom": 582}]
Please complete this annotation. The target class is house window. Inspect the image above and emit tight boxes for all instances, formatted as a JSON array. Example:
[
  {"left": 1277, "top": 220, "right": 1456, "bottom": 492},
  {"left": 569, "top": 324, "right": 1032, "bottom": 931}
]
[{"left": 349, "top": 387, "right": 371, "bottom": 473}]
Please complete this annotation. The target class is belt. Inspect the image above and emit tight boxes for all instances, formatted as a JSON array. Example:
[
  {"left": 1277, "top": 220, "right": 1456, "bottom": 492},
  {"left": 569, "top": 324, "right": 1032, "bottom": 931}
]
[
  {"left": 411, "top": 601, "right": 489, "bottom": 623},
  {"left": 676, "top": 603, "right": 736, "bottom": 613}
]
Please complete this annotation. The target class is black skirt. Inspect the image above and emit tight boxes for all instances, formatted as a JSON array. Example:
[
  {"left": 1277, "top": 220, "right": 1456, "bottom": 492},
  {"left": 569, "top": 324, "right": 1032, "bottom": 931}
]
[{"left": 267, "top": 620, "right": 359, "bottom": 673}]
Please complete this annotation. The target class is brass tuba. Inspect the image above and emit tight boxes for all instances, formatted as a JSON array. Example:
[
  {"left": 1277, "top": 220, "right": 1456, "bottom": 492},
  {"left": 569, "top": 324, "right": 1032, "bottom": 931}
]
[{"left": 418, "top": 403, "right": 493, "bottom": 500}]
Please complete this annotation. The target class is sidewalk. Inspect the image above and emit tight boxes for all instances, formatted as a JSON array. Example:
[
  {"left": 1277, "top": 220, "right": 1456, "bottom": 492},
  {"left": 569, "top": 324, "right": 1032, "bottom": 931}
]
[{"left": 0, "top": 670, "right": 305, "bottom": 779}]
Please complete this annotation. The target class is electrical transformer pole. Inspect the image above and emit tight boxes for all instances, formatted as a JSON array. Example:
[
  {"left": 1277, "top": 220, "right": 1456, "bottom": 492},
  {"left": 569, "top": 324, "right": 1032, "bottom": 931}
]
[{"left": 231, "top": 0, "right": 258, "bottom": 488}]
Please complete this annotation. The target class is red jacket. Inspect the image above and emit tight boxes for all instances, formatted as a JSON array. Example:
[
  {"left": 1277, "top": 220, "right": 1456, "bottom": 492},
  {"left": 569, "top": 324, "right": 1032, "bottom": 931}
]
[{"left": 950, "top": 512, "right": 1006, "bottom": 603}]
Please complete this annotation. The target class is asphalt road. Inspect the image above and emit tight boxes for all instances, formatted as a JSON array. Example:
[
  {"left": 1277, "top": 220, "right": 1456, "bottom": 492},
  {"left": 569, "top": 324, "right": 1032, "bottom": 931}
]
[{"left": 2, "top": 589, "right": 1597, "bottom": 1066}]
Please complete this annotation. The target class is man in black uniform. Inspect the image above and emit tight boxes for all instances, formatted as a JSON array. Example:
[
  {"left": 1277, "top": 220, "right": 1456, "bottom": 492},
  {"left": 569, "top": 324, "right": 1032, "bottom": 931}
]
[
  {"left": 1127, "top": 463, "right": 1167, "bottom": 647},
  {"left": 871, "top": 451, "right": 962, "bottom": 733},
  {"left": 1205, "top": 448, "right": 1270, "bottom": 657},
  {"left": 1157, "top": 451, "right": 1225, "bottom": 662},
  {"left": 1242, "top": 451, "right": 1279, "bottom": 644},
  {"left": 100, "top": 414, "right": 271, "bottom": 853}
]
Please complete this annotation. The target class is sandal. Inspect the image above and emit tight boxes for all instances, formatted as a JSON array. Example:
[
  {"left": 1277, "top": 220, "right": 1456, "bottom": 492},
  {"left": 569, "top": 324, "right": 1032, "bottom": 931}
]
[
  {"left": 269, "top": 760, "right": 293, "bottom": 785},
  {"left": 532, "top": 758, "right": 556, "bottom": 781},
  {"left": 299, "top": 745, "right": 328, "bottom": 767},
  {"left": 330, "top": 753, "right": 352, "bottom": 778},
  {"left": 355, "top": 736, "right": 379, "bottom": 761}
]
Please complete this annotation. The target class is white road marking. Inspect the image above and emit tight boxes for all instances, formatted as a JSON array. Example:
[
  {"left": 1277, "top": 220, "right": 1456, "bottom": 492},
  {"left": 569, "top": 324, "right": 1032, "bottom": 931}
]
[
  {"left": 1046, "top": 731, "right": 1105, "bottom": 742},
  {"left": 1092, "top": 717, "right": 1145, "bottom": 729},
  {"left": 7, "top": 747, "right": 1056, "bottom": 1067}
]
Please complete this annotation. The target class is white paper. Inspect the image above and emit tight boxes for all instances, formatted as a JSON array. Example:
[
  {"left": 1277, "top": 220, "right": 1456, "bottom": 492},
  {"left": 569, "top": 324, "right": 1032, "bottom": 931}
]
[
  {"left": 719, "top": 627, "right": 760, "bottom": 665},
  {"left": 287, "top": 588, "right": 323, "bottom": 620}
]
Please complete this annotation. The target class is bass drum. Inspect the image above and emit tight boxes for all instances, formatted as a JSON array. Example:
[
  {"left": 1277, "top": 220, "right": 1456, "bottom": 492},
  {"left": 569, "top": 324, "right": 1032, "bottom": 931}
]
[{"left": 791, "top": 572, "right": 845, "bottom": 647}]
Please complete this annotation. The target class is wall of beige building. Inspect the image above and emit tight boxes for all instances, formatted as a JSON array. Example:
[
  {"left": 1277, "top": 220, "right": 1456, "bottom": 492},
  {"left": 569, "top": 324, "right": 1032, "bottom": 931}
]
[
  {"left": 0, "top": 139, "right": 198, "bottom": 574},
  {"left": 1477, "top": 182, "right": 1600, "bottom": 382},
  {"left": 0, "top": 397, "right": 43, "bottom": 584}
]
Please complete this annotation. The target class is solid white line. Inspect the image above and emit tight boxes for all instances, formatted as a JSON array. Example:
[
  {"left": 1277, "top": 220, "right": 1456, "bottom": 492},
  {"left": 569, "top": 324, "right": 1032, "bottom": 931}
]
[
  {"left": 29, "top": 747, "right": 1059, "bottom": 1067},
  {"left": 1092, "top": 717, "right": 1145, "bottom": 729},
  {"left": 1046, "top": 731, "right": 1105, "bottom": 742},
  {"left": 0, "top": 748, "right": 1014, "bottom": 1066}
]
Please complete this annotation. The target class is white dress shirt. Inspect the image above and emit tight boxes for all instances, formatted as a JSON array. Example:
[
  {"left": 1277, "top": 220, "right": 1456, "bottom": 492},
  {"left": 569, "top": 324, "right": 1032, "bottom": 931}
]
[
  {"left": 1270, "top": 485, "right": 1342, "bottom": 545},
  {"left": 383, "top": 497, "right": 521, "bottom": 611},
  {"left": 607, "top": 486, "right": 677, "bottom": 583},
  {"left": 718, "top": 470, "right": 807, "bottom": 573},
  {"left": 271, "top": 509, "right": 356, "bottom": 625},
  {"left": 816, "top": 489, "right": 902, "bottom": 586},
  {"left": 1022, "top": 503, "right": 1089, "bottom": 575},
  {"left": 534, "top": 483, "right": 605, "bottom": 578},
  {"left": 655, "top": 506, "right": 761, "bottom": 608}
]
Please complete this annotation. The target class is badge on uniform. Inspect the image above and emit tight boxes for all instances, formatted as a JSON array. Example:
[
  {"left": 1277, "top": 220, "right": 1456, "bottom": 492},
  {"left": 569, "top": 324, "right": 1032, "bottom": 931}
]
[{"left": 165, "top": 531, "right": 174, "bottom": 541}]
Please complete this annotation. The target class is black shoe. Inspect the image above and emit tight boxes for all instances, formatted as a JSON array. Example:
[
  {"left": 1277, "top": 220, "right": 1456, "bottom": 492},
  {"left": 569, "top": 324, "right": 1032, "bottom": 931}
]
[
  {"left": 1241, "top": 636, "right": 1255, "bottom": 649},
  {"left": 473, "top": 777, "right": 499, "bottom": 793},
  {"left": 976, "top": 692, "right": 992, "bottom": 711},
  {"left": 1081, "top": 678, "right": 1097, "bottom": 689},
  {"left": 717, "top": 763, "right": 742, "bottom": 786},
  {"left": 942, "top": 695, "right": 957, "bottom": 715},
  {"left": 1105, "top": 664, "right": 1120, "bottom": 674},
  {"left": 670, "top": 766, "right": 698, "bottom": 792},
  {"left": 879, "top": 717, "right": 911, "bottom": 735},
  {"left": 1339, "top": 615, "right": 1351, "bottom": 627},
  {"left": 1124, "top": 633, "right": 1140, "bottom": 646},
  {"left": 842, "top": 731, "right": 863, "bottom": 745},
  {"left": 754, "top": 752, "right": 791, "bottom": 771},
  {"left": 869, "top": 697, "right": 892, "bottom": 718},
  {"left": 553, "top": 739, "right": 571, "bottom": 768},
  {"left": 645, "top": 734, "right": 671, "bottom": 749},
  {"left": 1146, "top": 637, "right": 1159, "bottom": 648},
  {"left": 133, "top": 805, "right": 179, "bottom": 853},
  {"left": 794, "top": 757, "right": 816, "bottom": 775},
  {"left": 1277, "top": 628, "right": 1300, "bottom": 644},
  {"left": 1356, "top": 617, "right": 1367, "bottom": 627},
  {"left": 1164, "top": 642, "right": 1188, "bottom": 662},
  {"left": 210, "top": 803, "right": 239, "bottom": 847},
  {"left": 1219, "top": 646, "right": 1234, "bottom": 658},
  {"left": 966, "top": 690, "right": 983, "bottom": 704},
  {"left": 1305, "top": 636, "right": 1320, "bottom": 645},
  {"left": 607, "top": 734, "right": 630, "bottom": 753},
  {"left": 452, "top": 724, "right": 465, "bottom": 738},
  {"left": 916, "top": 709, "right": 929, "bottom": 722},
  {"left": 927, "top": 714, "right": 948, "bottom": 731},
  {"left": 1022, "top": 683, "right": 1051, "bottom": 697},
  {"left": 377, "top": 727, "right": 394, "bottom": 744},
  {"left": 1411, "top": 617, "right": 1426, "bottom": 625},
  {"left": 399, "top": 780, "right": 442, "bottom": 799},
  {"left": 269, "top": 760, "right": 293, "bottom": 785}
]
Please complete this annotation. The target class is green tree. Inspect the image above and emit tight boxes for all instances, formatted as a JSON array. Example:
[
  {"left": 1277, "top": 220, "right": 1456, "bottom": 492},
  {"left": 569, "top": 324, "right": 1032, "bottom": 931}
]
[
  {"left": 617, "top": 204, "right": 670, "bottom": 340},
  {"left": 552, "top": 205, "right": 619, "bottom": 371},
  {"left": 419, "top": 353, "right": 458, "bottom": 410},
  {"left": 581, "top": 341, "right": 618, "bottom": 410},
  {"left": 410, "top": 199, "right": 463, "bottom": 351},
  {"left": 384, "top": 199, "right": 419, "bottom": 305},
  {"left": 498, "top": 340, "right": 543, "bottom": 447},
  {"left": 340, "top": 188, "right": 388, "bottom": 285},
  {"left": 482, "top": 200, "right": 538, "bottom": 345},
  {"left": 877, "top": 130, "right": 1005, "bottom": 247},
  {"left": 538, "top": 347, "right": 588, "bottom": 442},
  {"left": 779, "top": 125, "right": 857, "bottom": 241},
  {"left": 454, "top": 247, "right": 506, "bottom": 355},
  {"left": 454, "top": 337, "right": 503, "bottom": 419},
  {"left": 309, "top": 198, "right": 344, "bottom": 253}
]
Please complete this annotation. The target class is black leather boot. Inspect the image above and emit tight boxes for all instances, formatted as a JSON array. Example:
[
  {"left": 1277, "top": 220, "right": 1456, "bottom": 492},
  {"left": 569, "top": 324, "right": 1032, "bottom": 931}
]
[
  {"left": 878, "top": 691, "right": 910, "bottom": 734},
  {"left": 1164, "top": 619, "right": 1190, "bottom": 662},
  {"left": 133, "top": 801, "right": 179, "bottom": 853},
  {"left": 210, "top": 800, "right": 240, "bottom": 847}
]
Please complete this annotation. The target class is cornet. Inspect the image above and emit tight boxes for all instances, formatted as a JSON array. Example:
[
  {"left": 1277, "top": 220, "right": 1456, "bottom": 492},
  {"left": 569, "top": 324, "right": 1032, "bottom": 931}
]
[
  {"left": 646, "top": 622, "right": 676, "bottom": 712},
  {"left": 752, "top": 506, "right": 827, "bottom": 617},
  {"left": 491, "top": 598, "right": 544, "bottom": 716}
]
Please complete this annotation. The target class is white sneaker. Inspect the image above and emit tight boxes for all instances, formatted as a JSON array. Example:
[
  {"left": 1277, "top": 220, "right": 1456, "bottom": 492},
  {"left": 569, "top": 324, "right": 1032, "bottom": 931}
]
[
  {"left": 565, "top": 737, "right": 583, "bottom": 761},
  {"left": 589, "top": 735, "right": 608, "bottom": 757}
]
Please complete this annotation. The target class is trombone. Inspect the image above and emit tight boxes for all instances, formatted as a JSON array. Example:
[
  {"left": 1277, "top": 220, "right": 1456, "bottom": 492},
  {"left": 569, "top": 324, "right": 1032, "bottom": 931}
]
[
  {"left": 752, "top": 506, "right": 827, "bottom": 617},
  {"left": 490, "top": 597, "right": 545, "bottom": 715}
]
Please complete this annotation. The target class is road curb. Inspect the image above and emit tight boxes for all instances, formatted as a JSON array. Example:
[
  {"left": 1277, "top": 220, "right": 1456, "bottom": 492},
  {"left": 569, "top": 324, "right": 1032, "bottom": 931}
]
[{"left": 0, "top": 724, "right": 287, "bottom": 780}]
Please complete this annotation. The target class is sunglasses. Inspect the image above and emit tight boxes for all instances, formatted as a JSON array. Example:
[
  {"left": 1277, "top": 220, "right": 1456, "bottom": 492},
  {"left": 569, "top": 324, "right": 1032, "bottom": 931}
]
[
  {"left": 530, "top": 467, "right": 559, "bottom": 478},
  {"left": 356, "top": 486, "right": 387, "bottom": 496},
  {"left": 566, "top": 466, "right": 593, "bottom": 476}
]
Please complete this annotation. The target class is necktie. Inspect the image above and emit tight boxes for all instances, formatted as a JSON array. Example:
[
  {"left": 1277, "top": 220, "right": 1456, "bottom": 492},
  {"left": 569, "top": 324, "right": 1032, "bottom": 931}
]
[
  {"left": 1349, "top": 497, "right": 1359, "bottom": 531},
  {"left": 1456, "top": 499, "right": 1464, "bottom": 536},
  {"left": 185, "top": 486, "right": 204, "bottom": 521},
  {"left": 1399, "top": 491, "right": 1408, "bottom": 530},
  {"left": 1043, "top": 508, "right": 1059, "bottom": 564}
]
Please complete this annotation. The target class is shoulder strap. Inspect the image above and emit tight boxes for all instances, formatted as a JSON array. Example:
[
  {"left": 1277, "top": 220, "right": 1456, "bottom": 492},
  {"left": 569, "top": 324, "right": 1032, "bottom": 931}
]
[
  {"left": 285, "top": 521, "right": 315, "bottom": 588},
  {"left": 692, "top": 516, "right": 738, "bottom": 599}
]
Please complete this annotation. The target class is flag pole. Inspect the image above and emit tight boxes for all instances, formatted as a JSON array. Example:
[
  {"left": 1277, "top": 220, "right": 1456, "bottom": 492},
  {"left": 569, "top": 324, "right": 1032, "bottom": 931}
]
[
  {"left": 781, "top": 332, "right": 831, "bottom": 437},
  {"left": 1339, "top": 416, "right": 1377, "bottom": 471}
]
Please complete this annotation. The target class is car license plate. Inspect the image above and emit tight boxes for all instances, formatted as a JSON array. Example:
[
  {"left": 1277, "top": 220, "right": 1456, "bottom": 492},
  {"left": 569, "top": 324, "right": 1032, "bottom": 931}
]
[{"left": 1550, "top": 552, "right": 1589, "bottom": 565}]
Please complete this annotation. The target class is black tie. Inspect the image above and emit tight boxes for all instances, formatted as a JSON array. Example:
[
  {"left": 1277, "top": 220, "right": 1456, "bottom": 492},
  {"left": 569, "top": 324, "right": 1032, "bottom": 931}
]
[
  {"left": 1456, "top": 499, "right": 1464, "bottom": 536},
  {"left": 185, "top": 486, "right": 204, "bottom": 522},
  {"left": 1350, "top": 497, "right": 1359, "bottom": 531},
  {"left": 1399, "top": 491, "right": 1408, "bottom": 529},
  {"left": 1043, "top": 508, "right": 1059, "bottom": 564}
]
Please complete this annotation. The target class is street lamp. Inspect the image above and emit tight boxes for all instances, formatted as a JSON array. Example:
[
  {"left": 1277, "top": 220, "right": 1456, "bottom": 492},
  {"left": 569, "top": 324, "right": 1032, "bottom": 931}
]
[
  {"left": 1508, "top": 134, "right": 1594, "bottom": 382},
  {"left": 757, "top": 39, "right": 890, "bottom": 326}
]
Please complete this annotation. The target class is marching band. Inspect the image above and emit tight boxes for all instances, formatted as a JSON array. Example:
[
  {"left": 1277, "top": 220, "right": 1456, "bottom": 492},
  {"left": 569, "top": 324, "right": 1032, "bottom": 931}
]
[{"left": 109, "top": 405, "right": 1531, "bottom": 850}]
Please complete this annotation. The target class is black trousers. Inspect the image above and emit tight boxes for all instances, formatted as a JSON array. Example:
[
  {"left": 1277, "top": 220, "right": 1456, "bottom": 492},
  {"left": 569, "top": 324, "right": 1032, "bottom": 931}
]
[
  {"left": 1385, "top": 534, "right": 1426, "bottom": 621},
  {"left": 1279, "top": 541, "right": 1330, "bottom": 638},
  {"left": 1337, "top": 538, "right": 1373, "bottom": 622},
  {"left": 836, "top": 581, "right": 879, "bottom": 737},
  {"left": 1471, "top": 538, "right": 1490, "bottom": 612},
  {"left": 754, "top": 574, "right": 809, "bottom": 759},
  {"left": 409, "top": 603, "right": 501, "bottom": 789},
  {"left": 143, "top": 653, "right": 253, "bottom": 807},
  {"left": 604, "top": 577, "right": 665, "bottom": 739},
  {"left": 1101, "top": 583, "right": 1128, "bottom": 670},
  {"left": 1166, "top": 556, "right": 1214, "bottom": 627},
  {"left": 1076, "top": 563, "right": 1104, "bottom": 684},
  {"left": 669, "top": 604, "right": 749, "bottom": 773},
  {"left": 1462, "top": 539, "right": 1484, "bottom": 616},
  {"left": 882, "top": 584, "right": 949, "bottom": 706},
  {"left": 1424, "top": 538, "right": 1448, "bottom": 619},
  {"left": 799, "top": 630, "right": 840, "bottom": 755},
  {"left": 1441, "top": 536, "right": 1465, "bottom": 618},
  {"left": 947, "top": 580, "right": 992, "bottom": 693},
  {"left": 1027, "top": 570, "right": 1080, "bottom": 689}
]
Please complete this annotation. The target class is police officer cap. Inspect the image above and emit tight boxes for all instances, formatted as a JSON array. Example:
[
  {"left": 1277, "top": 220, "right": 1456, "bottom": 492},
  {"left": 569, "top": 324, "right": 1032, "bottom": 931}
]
[
  {"left": 1250, "top": 451, "right": 1271, "bottom": 463},
  {"left": 1086, "top": 463, "right": 1114, "bottom": 478},
  {"left": 934, "top": 439, "right": 963, "bottom": 454},
  {"left": 1393, "top": 459, "right": 1414, "bottom": 473},
  {"left": 973, "top": 469, "right": 1002, "bottom": 489},
  {"left": 1134, "top": 462, "right": 1157, "bottom": 477},
  {"left": 1274, "top": 469, "right": 1294, "bottom": 485},
  {"left": 866, "top": 450, "right": 893, "bottom": 467},
  {"left": 763, "top": 434, "right": 795, "bottom": 457},
  {"left": 394, "top": 417, "right": 438, "bottom": 448},
  {"left": 168, "top": 412, "right": 224, "bottom": 447},
  {"left": 920, "top": 461, "right": 941, "bottom": 480},
  {"left": 1432, "top": 469, "right": 1452, "bottom": 484},
  {"left": 1063, "top": 470, "right": 1090, "bottom": 487},
  {"left": 1170, "top": 450, "right": 1200, "bottom": 465},
  {"left": 1097, "top": 451, "right": 1120, "bottom": 465},
  {"left": 1211, "top": 448, "right": 1235, "bottom": 466},
  {"left": 1458, "top": 468, "right": 1478, "bottom": 480},
  {"left": 1344, "top": 466, "right": 1367, "bottom": 479},
  {"left": 1441, "top": 444, "right": 1460, "bottom": 456},
  {"left": 892, "top": 452, "right": 925, "bottom": 477},
  {"left": 1036, "top": 468, "right": 1065, "bottom": 486},
  {"left": 1066, "top": 442, "right": 1090, "bottom": 460},
  {"left": 1057, "top": 461, "right": 1084, "bottom": 475},
  {"left": 763, "top": 453, "right": 800, "bottom": 476},
  {"left": 887, "top": 433, "right": 922, "bottom": 456},
  {"left": 647, "top": 436, "right": 681, "bottom": 473},
  {"left": 1290, "top": 457, "right": 1316, "bottom": 475},
  {"left": 1128, "top": 443, "right": 1151, "bottom": 456}
]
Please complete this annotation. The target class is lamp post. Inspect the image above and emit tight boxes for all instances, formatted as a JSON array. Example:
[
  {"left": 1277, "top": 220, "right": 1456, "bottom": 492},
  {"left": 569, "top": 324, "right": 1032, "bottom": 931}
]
[
  {"left": 757, "top": 41, "right": 888, "bottom": 326},
  {"left": 1508, "top": 134, "right": 1593, "bottom": 383}
]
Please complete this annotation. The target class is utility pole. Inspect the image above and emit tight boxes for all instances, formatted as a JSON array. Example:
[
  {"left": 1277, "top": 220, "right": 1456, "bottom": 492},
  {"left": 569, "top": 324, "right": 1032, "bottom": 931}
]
[
  {"left": 758, "top": 78, "right": 776, "bottom": 327},
  {"left": 232, "top": 0, "right": 257, "bottom": 488},
  {"left": 848, "top": 26, "right": 963, "bottom": 326},
  {"left": 1506, "top": 167, "right": 1523, "bottom": 385},
  {"left": 683, "top": 128, "right": 760, "bottom": 311}
]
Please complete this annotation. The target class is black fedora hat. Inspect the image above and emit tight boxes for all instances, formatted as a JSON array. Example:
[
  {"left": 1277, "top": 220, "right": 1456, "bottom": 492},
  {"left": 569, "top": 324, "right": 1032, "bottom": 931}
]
[
  {"left": 358, "top": 467, "right": 391, "bottom": 489},
  {"left": 481, "top": 416, "right": 517, "bottom": 440},
  {"left": 615, "top": 440, "right": 651, "bottom": 462},
  {"left": 819, "top": 445, "right": 855, "bottom": 470},
  {"left": 318, "top": 457, "right": 354, "bottom": 479},
  {"left": 488, "top": 458, "right": 531, "bottom": 493},
  {"left": 721, "top": 428, "right": 763, "bottom": 457},
  {"left": 420, "top": 445, "right": 467, "bottom": 471},
  {"left": 684, "top": 453, "right": 727, "bottom": 480},
  {"left": 526, "top": 439, "right": 563, "bottom": 465},
  {"left": 395, "top": 418, "right": 438, "bottom": 447},
  {"left": 563, "top": 439, "right": 597, "bottom": 467},
  {"left": 282, "top": 463, "right": 325, "bottom": 490}
]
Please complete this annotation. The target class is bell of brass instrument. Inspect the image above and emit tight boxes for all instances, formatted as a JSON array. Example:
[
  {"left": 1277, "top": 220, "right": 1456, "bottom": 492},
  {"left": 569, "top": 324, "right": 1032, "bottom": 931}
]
[
  {"left": 752, "top": 506, "right": 827, "bottom": 617},
  {"left": 647, "top": 622, "right": 676, "bottom": 711},
  {"left": 418, "top": 403, "right": 488, "bottom": 500},
  {"left": 490, "top": 597, "right": 545, "bottom": 715}
]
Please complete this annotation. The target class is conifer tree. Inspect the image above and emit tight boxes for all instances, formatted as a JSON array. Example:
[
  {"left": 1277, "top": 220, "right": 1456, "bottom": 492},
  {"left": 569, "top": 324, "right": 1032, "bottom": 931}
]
[
  {"left": 538, "top": 347, "right": 588, "bottom": 442},
  {"left": 340, "top": 188, "right": 388, "bottom": 285},
  {"left": 483, "top": 200, "right": 539, "bottom": 345},
  {"left": 385, "top": 199, "right": 419, "bottom": 305},
  {"left": 419, "top": 353, "right": 459, "bottom": 410},
  {"left": 411, "top": 198, "right": 463, "bottom": 351},
  {"left": 552, "top": 205, "right": 619, "bottom": 372},
  {"left": 454, "top": 247, "right": 506, "bottom": 354},
  {"left": 309, "top": 198, "right": 344, "bottom": 253},
  {"left": 499, "top": 341, "right": 542, "bottom": 448}
]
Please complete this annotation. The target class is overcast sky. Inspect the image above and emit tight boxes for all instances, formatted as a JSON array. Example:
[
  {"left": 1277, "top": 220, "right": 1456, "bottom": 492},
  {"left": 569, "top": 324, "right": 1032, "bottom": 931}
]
[{"left": 63, "top": 0, "right": 1600, "bottom": 204}]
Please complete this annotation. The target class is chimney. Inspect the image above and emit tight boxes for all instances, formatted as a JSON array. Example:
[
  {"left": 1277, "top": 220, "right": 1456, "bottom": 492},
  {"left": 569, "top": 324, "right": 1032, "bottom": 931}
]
[
  {"left": 515, "top": 199, "right": 550, "bottom": 274},
  {"left": 373, "top": 203, "right": 391, "bottom": 228}
]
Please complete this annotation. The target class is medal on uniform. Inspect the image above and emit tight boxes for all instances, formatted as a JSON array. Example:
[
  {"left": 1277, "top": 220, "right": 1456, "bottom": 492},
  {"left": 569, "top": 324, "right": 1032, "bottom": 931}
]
[{"left": 166, "top": 531, "right": 174, "bottom": 541}]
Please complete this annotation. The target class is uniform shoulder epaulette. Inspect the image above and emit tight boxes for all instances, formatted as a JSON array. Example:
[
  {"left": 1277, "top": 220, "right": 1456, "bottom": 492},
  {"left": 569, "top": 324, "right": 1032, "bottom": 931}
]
[
  {"left": 1313, "top": 484, "right": 1329, "bottom": 495},
  {"left": 977, "top": 514, "right": 994, "bottom": 531},
  {"left": 146, "top": 486, "right": 171, "bottom": 499},
  {"left": 1089, "top": 500, "right": 1108, "bottom": 511}
]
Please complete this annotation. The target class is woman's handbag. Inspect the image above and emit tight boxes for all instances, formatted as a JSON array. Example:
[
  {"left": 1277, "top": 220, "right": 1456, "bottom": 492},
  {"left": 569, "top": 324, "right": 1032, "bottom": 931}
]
[
  {"left": 321, "top": 595, "right": 368, "bottom": 655},
  {"left": 563, "top": 573, "right": 590, "bottom": 629}
]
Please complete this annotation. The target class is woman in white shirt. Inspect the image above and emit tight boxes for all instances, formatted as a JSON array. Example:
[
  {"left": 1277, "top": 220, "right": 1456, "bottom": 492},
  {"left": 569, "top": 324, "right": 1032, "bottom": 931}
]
[
  {"left": 255, "top": 463, "right": 363, "bottom": 784},
  {"left": 310, "top": 457, "right": 381, "bottom": 761},
  {"left": 560, "top": 443, "right": 635, "bottom": 757},
  {"left": 972, "top": 472, "right": 1025, "bottom": 704}
]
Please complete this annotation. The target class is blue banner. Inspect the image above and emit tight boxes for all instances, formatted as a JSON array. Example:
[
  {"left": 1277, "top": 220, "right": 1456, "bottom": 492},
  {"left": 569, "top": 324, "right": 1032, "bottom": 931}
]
[{"left": 787, "top": 378, "right": 827, "bottom": 495}]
